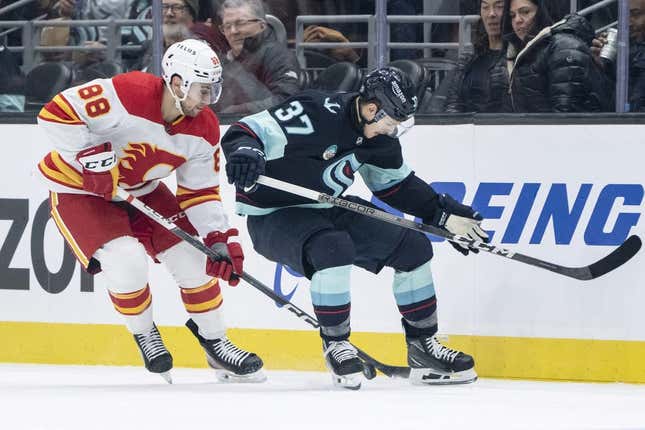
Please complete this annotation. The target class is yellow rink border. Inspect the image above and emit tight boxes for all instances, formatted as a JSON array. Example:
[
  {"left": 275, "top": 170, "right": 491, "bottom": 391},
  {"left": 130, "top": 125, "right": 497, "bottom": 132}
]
[{"left": 1, "top": 321, "right": 645, "bottom": 383}]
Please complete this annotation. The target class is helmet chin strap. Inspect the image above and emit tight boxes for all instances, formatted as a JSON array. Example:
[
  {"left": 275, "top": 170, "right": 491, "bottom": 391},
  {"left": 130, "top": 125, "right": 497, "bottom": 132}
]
[{"left": 165, "top": 81, "right": 187, "bottom": 116}]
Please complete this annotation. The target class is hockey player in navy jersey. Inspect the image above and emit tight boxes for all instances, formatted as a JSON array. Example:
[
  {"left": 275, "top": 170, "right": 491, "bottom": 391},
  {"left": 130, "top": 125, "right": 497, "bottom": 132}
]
[{"left": 221, "top": 67, "right": 489, "bottom": 389}]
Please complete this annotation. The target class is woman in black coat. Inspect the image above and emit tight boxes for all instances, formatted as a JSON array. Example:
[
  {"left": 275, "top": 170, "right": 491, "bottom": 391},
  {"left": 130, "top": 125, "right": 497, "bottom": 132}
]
[{"left": 502, "top": 0, "right": 610, "bottom": 112}]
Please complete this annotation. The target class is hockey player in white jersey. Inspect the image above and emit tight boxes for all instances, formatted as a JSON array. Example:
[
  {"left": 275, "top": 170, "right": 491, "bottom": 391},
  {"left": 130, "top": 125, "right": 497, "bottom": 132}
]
[
  {"left": 221, "top": 67, "right": 488, "bottom": 389},
  {"left": 36, "top": 39, "right": 264, "bottom": 383}
]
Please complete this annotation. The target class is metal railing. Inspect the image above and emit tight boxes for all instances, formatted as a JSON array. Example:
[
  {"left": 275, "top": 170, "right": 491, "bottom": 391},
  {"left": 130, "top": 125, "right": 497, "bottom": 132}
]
[
  {"left": 295, "top": 14, "right": 479, "bottom": 71},
  {"left": 0, "top": 18, "right": 152, "bottom": 72},
  {"left": 0, "top": 0, "right": 38, "bottom": 17},
  {"left": 578, "top": 0, "right": 628, "bottom": 112},
  {"left": 385, "top": 15, "right": 480, "bottom": 62}
]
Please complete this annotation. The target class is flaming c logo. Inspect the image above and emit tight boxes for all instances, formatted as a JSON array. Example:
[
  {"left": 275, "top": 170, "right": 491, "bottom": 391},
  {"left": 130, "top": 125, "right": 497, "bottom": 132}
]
[{"left": 118, "top": 142, "right": 187, "bottom": 187}]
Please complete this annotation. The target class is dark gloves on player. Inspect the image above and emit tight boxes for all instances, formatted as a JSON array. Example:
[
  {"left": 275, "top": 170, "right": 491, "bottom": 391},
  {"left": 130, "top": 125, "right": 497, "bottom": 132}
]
[
  {"left": 76, "top": 142, "right": 119, "bottom": 201},
  {"left": 225, "top": 146, "right": 266, "bottom": 190},
  {"left": 204, "top": 228, "right": 244, "bottom": 286},
  {"left": 428, "top": 194, "right": 489, "bottom": 256}
]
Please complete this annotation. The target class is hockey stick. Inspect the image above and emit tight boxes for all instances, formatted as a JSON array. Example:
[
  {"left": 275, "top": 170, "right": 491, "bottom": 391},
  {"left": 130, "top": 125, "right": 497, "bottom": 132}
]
[
  {"left": 114, "top": 188, "right": 411, "bottom": 379},
  {"left": 255, "top": 175, "right": 641, "bottom": 281}
]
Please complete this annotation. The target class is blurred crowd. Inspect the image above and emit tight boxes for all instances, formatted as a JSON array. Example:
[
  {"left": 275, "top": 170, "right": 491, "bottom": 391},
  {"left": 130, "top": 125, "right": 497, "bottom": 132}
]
[{"left": 0, "top": 0, "right": 643, "bottom": 114}]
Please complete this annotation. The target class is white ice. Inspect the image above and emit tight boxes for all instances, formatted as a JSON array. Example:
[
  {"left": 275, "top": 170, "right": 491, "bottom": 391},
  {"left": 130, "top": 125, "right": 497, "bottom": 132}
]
[{"left": 1, "top": 364, "right": 645, "bottom": 430}]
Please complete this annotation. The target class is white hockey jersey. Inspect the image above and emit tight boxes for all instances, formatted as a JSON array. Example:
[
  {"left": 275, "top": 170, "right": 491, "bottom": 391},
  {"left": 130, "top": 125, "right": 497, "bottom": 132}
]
[{"left": 37, "top": 71, "right": 228, "bottom": 236}]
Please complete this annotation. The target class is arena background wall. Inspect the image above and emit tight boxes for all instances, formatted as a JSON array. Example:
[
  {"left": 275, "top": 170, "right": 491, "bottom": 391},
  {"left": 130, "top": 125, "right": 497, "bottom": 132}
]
[{"left": 1, "top": 122, "right": 644, "bottom": 382}]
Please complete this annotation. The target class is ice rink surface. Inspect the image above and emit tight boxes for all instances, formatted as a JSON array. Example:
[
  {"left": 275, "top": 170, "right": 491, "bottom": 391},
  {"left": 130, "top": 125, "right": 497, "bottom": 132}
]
[{"left": 1, "top": 364, "right": 644, "bottom": 430}]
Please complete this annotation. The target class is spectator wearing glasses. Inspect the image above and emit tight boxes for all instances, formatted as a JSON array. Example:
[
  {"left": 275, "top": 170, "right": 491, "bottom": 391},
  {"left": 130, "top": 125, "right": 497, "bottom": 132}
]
[
  {"left": 502, "top": 0, "right": 610, "bottom": 112},
  {"left": 213, "top": 0, "right": 300, "bottom": 115},
  {"left": 445, "top": 0, "right": 512, "bottom": 113},
  {"left": 135, "top": 0, "right": 200, "bottom": 71}
]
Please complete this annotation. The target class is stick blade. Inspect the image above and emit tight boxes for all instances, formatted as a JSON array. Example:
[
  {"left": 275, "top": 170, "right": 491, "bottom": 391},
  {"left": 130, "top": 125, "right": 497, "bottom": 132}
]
[{"left": 586, "top": 235, "right": 642, "bottom": 280}]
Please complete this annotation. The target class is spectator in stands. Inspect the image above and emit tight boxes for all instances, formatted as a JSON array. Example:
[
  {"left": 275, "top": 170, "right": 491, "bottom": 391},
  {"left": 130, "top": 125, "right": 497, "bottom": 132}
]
[
  {"left": 629, "top": 0, "right": 645, "bottom": 111},
  {"left": 213, "top": 0, "right": 300, "bottom": 115},
  {"left": 39, "top": 0, "right": 133, "bottom": 84},
  {"left": 0, "top": 0, "right": 56, "bottom": 65},
  {"left": 42, "top": 0, "right": 132, "bottom": 64},
  {"left": 445, "top": 0, "right": 511, "bottom": 113},
  {"left": 0, "top": 43, "right": 25, "bottom": 112},
  {"left": 502, "top": 0, "right": 610, "bottom": 112},
  {"left": 134, "top": 0, "right": 200, "bottom": 71}
]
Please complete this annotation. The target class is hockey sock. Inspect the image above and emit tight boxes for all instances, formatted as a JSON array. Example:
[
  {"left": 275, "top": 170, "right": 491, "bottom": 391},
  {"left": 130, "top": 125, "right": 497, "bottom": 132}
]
[
  {"left": 393, "top": 261, "right": 438, "bottom": 336},
  {"left": 180, "top": 279, "right": 226, "bottom": 339},
  {"left": 108, "top": 284, "right": 154, "bottom": 334},
  {"left": 311, "top": 265, "right": 352, "bottom": 341}
]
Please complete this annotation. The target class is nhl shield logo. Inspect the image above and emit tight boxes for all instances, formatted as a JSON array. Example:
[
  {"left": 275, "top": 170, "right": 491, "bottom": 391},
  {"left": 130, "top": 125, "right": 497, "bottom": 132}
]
[{"left": 322, "top": 145, "right": 338, "bottom": 160}]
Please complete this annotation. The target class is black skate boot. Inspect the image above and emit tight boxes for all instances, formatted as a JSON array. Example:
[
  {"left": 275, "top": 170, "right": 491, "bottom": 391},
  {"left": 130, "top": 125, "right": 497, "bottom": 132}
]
[
  {"left": 186, "top": 319, "right": 265, "bottom": 382},
  {"left": 323, "top": 340, "right": 365, "bottom": 390},
  {"left": 133, "top": 323, "right": 173, "bottom": 384},
  {"left": 403, "top": 320, "right": 477, "bottom": 385}
]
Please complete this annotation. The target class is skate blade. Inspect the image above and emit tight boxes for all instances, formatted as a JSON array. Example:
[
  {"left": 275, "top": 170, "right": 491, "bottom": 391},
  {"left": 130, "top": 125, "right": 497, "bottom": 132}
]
[
  {"left": 331, "top": 372, "right": 363, "bottom": 390},
  {"left": 159, "top": 371, "right": 173, "bottom": 384},
  {"left": 409, "top": 367, "right": 477, "bottom": 385},
  {"left": 215, "top": 369, "right": 267, "bottom": 383}
]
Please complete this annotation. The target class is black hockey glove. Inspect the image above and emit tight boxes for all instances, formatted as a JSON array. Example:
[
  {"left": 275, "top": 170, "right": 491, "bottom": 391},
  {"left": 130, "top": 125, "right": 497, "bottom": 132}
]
[
  {"left": 427, "top": 194, "right": 489, "bottom": 256},
  {"left": 225, "top": 146, "right": 266, "bottom": 190}
]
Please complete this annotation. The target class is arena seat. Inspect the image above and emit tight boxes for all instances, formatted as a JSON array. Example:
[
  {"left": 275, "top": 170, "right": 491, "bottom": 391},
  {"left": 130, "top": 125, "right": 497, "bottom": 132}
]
[
  {"left": 312, "top": 62, "right": 362, "bottom": 92},
  {"left": 266, "top": 14, "right": 287, "bottom": 45},
  {"left": 73, "top": 61, "right": 122, "bottom": 85},
  {"left": 23, "top": 62, "right": 73, "bottom": 111}
]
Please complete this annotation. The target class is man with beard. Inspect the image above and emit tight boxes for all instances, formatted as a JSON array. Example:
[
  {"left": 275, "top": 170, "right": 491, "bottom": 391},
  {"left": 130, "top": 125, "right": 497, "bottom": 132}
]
[
  {"left": 135, "top": 0, "right": 200, "bottom": 71},
  {"left": 35, "top": 39, "right": 265, "bottom": 384}
]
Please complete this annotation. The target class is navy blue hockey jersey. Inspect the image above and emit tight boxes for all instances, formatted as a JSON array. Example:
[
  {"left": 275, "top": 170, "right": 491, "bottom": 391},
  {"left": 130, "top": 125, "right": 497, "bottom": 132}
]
[{"left": 221, "top": 90, "right": 419, "bottom": 216}]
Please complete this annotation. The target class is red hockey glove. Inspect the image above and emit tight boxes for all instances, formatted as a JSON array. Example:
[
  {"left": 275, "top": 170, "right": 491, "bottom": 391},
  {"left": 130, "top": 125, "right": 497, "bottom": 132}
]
[
  {"left": 76, "top": 142, "right": 119, "bottom": 201},
  {"left": 204, "top": 228, "right": 244, "bottom": 286}
]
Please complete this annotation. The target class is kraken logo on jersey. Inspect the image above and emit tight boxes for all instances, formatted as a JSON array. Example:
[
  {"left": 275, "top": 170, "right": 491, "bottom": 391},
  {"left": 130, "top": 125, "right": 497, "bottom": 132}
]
[
  {"left": 322, "top": 154, "right": 361, "bottom": 196},
  {"left": 322, "top": 145, "right": 338, "bottom": 160},
  {"left": 355, "top": 137, "right": 363, "bottom": 146},
  {"left": 118, "top": 142, "right": 187, "bottom": 187}
]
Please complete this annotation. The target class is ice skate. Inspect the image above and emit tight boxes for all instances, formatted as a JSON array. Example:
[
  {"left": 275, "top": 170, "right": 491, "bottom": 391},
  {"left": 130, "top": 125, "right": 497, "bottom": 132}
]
[
  {"left": 406, "top": 334, "right": 477, "bottom": 385},
  {"left": 133, "top": 323, "right": 173, "bottom": 384},
  {"left": 186, "top": 319, "right": 265, "bottom": 383},
  {"left": 323, "top": 340, "right": 365, "bottom": 390}
]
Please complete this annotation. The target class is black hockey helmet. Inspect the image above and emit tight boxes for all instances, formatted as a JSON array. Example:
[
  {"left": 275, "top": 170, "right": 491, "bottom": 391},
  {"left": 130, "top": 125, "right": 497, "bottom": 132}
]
[{"left": 358, "top": 67, "right": 418, "bottom": 122}]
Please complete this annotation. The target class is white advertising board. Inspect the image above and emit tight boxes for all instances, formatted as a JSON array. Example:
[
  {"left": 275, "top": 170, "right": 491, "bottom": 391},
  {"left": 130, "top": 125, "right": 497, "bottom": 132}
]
[{"left": 1, "top": 122, "right": 643, "bottom": 342}]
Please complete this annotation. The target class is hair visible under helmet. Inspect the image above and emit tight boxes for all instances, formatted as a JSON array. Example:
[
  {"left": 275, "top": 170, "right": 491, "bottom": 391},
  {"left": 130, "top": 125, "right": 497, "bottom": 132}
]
[
  {"left": 359, "top": 67, "right": 418, "bottom": 123},
  {"left": 162, "top": 38, "right": 223, "bottom": 114}
]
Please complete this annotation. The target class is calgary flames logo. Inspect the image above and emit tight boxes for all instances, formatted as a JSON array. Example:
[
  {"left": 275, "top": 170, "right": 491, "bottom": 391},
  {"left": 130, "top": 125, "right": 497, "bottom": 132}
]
[{"left": 118, "top": 142, "right": 187, "bottom": 187}]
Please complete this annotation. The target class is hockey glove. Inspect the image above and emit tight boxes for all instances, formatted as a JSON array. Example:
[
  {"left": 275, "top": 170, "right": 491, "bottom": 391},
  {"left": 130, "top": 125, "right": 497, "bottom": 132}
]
[
  {"left": 225, "top": 146, "right": 266, "bottom": 190},
  {"left": 429, "top": 194, "right": 489, "bottom": 256},
  {"left": 76, "top": 142, "right": 119, "bottom": 201},
  {"left": 204, "top": 228, "right": 244, "bottom": 286}
]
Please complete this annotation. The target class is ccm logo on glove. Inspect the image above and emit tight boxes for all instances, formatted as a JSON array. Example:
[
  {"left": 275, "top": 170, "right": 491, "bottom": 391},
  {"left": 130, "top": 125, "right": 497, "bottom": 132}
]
[{"left": 76, "top": 142, "right": 119, "bottom": 201}]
